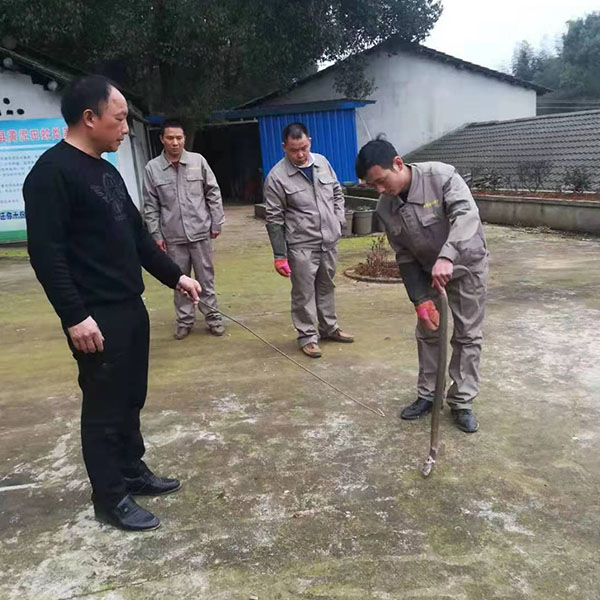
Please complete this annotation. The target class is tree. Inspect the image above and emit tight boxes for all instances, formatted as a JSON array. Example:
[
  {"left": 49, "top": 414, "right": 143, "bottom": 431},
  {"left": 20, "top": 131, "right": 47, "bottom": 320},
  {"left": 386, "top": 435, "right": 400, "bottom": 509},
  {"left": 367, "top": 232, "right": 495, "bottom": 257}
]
[
  {"left": 509, "top": 11, "right": 600, "bottom": 98},
  {"left": 531, "top": 51, "right": 562, "bottom": 90},
  {"left": 511, "top": 40, "right": 538, "bottom": 82},
  {"left": 0, "top": 0, "right": 443, "bottom": 125},
  {"left": 560, "top": 11, "right": 600, "bottom": 96}
]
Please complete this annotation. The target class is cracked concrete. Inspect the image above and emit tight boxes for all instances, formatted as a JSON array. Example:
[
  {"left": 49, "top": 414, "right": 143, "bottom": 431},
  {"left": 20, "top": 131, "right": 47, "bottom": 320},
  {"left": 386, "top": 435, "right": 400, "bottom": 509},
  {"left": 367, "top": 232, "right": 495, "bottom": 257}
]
[{"left": 1, "top": 206, "right": 599, "bottom": 599}]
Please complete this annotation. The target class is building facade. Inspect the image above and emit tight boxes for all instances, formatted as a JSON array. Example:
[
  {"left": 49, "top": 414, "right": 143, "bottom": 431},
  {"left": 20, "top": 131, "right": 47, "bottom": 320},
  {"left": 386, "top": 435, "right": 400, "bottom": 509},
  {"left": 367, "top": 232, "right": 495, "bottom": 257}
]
[
  {"left": 1, "top": 49, "right": 150, "bottom": 243},
  {"left": 240, "top": 39, "right": 548, "bottom": 159}
]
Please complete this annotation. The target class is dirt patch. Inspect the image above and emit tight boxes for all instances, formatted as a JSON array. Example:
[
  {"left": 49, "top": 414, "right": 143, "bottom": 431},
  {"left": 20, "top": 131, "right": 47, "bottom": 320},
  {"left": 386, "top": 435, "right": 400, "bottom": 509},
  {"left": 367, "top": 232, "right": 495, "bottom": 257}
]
[
  {"left": 343, "top": 234, "right": 401, "bottom": 283},
  {"left": 345, "top": 261, "right": 401, "bottom": 284}
]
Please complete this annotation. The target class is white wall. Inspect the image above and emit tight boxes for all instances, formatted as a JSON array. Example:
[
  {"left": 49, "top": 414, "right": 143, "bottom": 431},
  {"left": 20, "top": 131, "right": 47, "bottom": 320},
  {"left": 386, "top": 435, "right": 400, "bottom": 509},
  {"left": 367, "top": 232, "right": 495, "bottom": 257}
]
[
  {"left": 115, "top": 128, "right": 148, "bottom": 207},
  {"left": 0, "top": 71, "right": 63, "bottom": 118},
  {"left": 131, "top": 119, "right": 150, "bottom": 187},
  {"left": 263, "top": 48, "right": 537, "bottom": 155},
  {"left": 0, "top": 70, "right": 148, "bottom": 206}
]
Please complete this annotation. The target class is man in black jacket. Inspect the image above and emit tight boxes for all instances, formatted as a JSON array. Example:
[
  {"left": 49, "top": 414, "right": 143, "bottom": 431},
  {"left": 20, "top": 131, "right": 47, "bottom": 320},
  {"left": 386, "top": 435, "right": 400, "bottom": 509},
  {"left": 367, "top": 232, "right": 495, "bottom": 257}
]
[{"left": 23, "top": 75, "right": 202, "bottom": 531}]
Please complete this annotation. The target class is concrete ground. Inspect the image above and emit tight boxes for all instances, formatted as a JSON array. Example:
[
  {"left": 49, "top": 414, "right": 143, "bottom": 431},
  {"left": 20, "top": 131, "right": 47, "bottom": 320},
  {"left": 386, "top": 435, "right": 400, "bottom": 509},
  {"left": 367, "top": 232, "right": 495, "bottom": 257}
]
[{"left": 0, "top": 206, "right": 598, "bottom": 600}]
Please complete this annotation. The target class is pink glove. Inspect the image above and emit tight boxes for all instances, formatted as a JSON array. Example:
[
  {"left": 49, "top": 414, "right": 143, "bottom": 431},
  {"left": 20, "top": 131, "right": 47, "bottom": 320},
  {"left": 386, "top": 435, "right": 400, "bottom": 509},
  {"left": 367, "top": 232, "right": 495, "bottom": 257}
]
[
  {"left": 415, "top": 300, "right": 440, "bottom": 331},
  {"left": 274, "top": 258, "right": 291, "bottom": 278}
]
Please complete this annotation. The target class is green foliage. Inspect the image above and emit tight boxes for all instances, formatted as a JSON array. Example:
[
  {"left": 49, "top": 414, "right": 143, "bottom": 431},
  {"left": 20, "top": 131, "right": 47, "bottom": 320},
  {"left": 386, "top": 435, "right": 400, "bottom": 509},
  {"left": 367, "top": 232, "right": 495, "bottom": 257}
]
[
  {"left": 560, "top": 12, "right": 600, "bottom": 96},
  {"left": 511, "top": 41, "right": 538, "bottom": 82},
  {"left": 0, "top": 0, "right": 442, "bottom": 124},
  {"left": 531, "top": 53, "right": 562, "bottom": 90},
  {"left": 333, "top": 55, "right": 377, "bottom": 99},
  {"left": 510, "top": 11, "right": 600, "bottom": 98}
]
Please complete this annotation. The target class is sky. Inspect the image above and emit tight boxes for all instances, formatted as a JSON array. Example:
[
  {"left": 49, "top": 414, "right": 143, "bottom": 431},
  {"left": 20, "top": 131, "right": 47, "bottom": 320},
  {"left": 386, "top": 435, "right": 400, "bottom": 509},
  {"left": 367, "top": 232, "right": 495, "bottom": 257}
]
[{"left": 425, "top": 0, "right": 599, "bottom": 72}]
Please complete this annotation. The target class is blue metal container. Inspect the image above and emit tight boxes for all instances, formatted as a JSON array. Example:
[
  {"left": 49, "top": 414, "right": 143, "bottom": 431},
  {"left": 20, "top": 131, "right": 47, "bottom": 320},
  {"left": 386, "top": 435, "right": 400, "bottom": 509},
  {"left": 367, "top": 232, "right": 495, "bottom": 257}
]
[{"left": 258, "top": 106, "right": 359, "bottom": 183}]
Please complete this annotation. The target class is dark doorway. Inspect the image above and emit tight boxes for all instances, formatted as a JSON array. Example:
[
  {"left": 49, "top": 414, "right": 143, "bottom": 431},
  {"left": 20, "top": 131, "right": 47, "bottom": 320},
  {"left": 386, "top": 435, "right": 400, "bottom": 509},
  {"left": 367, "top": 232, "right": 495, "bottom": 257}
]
[{"left": 194, "top": 122, "right": 263, "bottom": 204}]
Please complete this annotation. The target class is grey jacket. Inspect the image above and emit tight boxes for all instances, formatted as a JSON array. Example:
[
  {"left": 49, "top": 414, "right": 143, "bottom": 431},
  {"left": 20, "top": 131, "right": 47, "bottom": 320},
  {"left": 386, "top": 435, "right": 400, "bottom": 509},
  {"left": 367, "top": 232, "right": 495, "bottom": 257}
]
[
  {"left": 143, "top": 150, "right": 225, "bottom": 244},
  {"left": 377, "top": 162, "right": 488, "bottom": 274},
  {"left": 264, "top": 153, "right": 345, "bottom": 254}
]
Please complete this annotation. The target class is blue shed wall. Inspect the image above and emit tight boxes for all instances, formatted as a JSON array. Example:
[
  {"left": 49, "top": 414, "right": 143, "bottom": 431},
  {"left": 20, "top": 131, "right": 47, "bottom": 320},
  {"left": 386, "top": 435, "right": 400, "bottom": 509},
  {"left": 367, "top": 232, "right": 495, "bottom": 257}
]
[{"left": 258, "top": 109, "right": 358, "bottom": 184}]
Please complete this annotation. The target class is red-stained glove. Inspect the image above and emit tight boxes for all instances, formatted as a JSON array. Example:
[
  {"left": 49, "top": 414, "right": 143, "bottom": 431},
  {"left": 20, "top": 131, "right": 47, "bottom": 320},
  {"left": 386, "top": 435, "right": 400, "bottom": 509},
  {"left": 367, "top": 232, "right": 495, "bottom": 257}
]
[
  {"left": 274, "top": 258, "right": 291, "bottom": 278},
  {"left": 415, "top": 300, "right": 440, "bottom": 331}
]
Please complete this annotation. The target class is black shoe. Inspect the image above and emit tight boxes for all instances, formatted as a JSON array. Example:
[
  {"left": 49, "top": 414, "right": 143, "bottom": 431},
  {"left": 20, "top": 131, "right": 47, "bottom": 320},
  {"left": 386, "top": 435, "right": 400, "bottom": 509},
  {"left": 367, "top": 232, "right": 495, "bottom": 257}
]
[
  {"left": 94, "top": 495, "right": 160, "bottom": 531},
  {"left": 174, "top": 326, "right": 191, "bottom": 340},
  {"left": 124, "top": 471, "right": 181, "bottom": 496},
  {"left": 209, "top": 324, "right": 225, "bottom": 336},
  {"left": 400, "top": 397, "right": 434, "bottom": 420},
  {"left": 451, "top": 408, "right": 479, "bottom": 433}
]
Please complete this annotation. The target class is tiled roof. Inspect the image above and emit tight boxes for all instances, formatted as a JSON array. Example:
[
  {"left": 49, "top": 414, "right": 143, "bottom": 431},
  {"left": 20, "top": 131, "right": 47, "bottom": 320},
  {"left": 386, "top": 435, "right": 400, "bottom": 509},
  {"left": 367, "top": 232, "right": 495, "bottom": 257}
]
[{"left": 404, "top": 110, "right": 600, "bottom": 191}]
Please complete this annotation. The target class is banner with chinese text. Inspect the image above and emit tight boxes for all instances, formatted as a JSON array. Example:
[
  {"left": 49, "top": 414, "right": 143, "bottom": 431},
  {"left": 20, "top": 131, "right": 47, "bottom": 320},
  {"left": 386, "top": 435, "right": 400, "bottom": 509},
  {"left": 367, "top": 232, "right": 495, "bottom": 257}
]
[{"left": 0, "top": 118, "right": 118, "bottom": 242}]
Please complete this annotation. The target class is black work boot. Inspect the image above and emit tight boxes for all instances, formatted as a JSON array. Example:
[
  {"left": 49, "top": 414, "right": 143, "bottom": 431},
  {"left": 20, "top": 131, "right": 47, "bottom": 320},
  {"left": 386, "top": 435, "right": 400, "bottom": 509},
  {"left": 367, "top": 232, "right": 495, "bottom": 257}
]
[
  {"left": 93, "top": 495, "right": 160, "bottom": 531},
  {"left": 209, "top": 323, "right": 225, "bottom": 336},
  {"left": 400, "top": 397, "right": 433, "bottom": 420},
  {"left": 124, "top": 470, "right": 181, "bottom": 496},
  {"left": 451, "top": 408, "right": 479, "bottom": 433},
  {"left": 174, "top": 326, "right": 191, "bottom": 340}
]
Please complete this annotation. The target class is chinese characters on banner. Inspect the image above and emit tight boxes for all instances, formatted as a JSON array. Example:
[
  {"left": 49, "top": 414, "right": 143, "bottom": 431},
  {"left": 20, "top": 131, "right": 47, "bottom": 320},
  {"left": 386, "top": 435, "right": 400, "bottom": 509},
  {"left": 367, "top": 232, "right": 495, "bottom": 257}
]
[{"left": 0, "top": 118, "right": 118, "bottom": 242}]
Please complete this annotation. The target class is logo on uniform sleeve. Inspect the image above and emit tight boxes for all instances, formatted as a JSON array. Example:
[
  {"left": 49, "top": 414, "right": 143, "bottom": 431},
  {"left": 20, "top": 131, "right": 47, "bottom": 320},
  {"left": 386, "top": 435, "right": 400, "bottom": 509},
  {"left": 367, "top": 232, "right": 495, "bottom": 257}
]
[{"left": 91, "top": 173, "right": 127, "bottom": 221}]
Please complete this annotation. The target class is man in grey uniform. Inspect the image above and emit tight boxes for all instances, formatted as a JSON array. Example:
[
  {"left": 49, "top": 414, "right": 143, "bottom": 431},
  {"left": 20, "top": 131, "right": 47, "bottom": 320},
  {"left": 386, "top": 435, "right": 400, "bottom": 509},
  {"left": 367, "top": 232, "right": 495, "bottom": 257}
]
[
  {"left": 355, "top": 138, "right": 488, "bottom": 433},
  {"left": 143, "top": 119, "right": 225, "bottom": 340},
  {"left": 264, "top": 122, "right": 354, "bottom": 358}
]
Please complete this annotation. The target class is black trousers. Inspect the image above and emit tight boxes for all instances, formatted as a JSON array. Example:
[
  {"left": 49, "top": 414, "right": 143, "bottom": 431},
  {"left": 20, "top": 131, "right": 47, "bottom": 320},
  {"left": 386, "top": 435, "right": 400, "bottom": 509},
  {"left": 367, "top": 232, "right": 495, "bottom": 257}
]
[{"left": 68, "top": 297, "right": 150, "bottom": 507}]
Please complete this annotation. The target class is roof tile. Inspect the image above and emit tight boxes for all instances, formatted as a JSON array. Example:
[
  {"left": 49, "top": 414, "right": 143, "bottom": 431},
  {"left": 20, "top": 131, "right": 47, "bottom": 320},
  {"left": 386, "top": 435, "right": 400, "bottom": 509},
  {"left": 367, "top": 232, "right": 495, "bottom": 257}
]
[{"left": 405, "top": 111, "right": 600, "bottom": 190}]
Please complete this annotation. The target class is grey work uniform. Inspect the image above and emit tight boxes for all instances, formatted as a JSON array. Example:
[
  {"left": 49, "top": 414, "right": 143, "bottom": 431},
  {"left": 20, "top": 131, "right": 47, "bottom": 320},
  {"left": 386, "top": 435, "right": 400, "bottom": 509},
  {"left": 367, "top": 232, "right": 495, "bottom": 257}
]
[
  {"left": 143, "top": 150, "right": 225, "bottom": 329},
  {"left": 377, "top": 162, "right": 489, "bottom": 408},
  {"left": 265, "top": 153, "right": 345, "bottom": 346}
]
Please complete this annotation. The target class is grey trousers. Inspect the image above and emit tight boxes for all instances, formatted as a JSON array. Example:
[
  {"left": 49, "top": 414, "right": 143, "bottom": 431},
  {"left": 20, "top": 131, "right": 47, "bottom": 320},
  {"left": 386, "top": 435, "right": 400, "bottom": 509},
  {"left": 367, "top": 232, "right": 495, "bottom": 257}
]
[
  {"left": 288, "top": 246, "right": 338, "bottom": 347},
  {"left": 416, "top": 261, "right": 488, "bottom": 408},
  {"left": 166, "top": 240, "right": 221, "bottom": 329}
]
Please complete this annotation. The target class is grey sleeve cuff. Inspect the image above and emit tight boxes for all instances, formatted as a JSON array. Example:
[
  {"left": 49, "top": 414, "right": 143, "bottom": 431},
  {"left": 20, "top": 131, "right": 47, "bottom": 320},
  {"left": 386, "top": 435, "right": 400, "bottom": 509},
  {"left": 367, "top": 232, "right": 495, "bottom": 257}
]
[
  {"left": 266, "top": 222, "right": 287, "bottom": 259},
  {"left": 438, "top": 245, "right": 458, "bottom": 263}
]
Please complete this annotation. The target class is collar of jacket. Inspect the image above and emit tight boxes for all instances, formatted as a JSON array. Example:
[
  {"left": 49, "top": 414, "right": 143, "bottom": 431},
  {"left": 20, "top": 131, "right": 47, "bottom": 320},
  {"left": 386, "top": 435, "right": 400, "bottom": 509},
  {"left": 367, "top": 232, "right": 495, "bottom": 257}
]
[
  {"left": 159, "top": 149, "right": 190, "bottom": 170},
  {"left": 405, "top": 163, "right": 426, "bottom": 205},
  {"left": 384, "top": 164, "right": 425, "bottom": 213},
  {"left": 284, "top": 153, "right": 322, "bottom": 177}
]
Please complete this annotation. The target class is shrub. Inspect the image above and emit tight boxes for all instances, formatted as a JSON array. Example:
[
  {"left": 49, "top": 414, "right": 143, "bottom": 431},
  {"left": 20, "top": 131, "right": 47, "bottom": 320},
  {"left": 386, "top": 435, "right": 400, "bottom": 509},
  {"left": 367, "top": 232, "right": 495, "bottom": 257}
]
[
  {"left": 516, "top": 160, "right": 552, "bottom": 192},
  {"left": 365, "top": 234, "right": 390, "bottom": 273},
  {"left": 468, "top": 166, "right": 504, "bottom": 191},
  {"left": 563, "top": 167, "right": 592, "bottom": 193}
]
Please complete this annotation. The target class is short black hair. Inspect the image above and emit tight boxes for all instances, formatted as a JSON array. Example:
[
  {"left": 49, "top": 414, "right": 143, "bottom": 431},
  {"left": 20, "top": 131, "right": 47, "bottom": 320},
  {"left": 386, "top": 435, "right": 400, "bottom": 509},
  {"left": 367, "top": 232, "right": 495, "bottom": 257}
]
[
  {"left": 355, "top": 137, "right": 399, "bottom": 180},
  {"left": 282, "top": 122, "right": 309, "bottom": 143},
  {"left": 160, "top": 118, "right": 186, "bottom": 136},
  {"left": 61, "top": 75, "right": 115, "bottom": 126}
]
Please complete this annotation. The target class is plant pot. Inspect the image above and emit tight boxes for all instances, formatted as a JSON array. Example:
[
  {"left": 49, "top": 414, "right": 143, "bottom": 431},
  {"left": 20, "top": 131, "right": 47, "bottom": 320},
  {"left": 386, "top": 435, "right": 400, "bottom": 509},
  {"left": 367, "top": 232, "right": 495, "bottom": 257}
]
[
  {"left": 353, "top": 210, "right": 374, "bottom": 235},
  {"left": 342, "top": 210, "right": 354, "bottom": 237}
]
